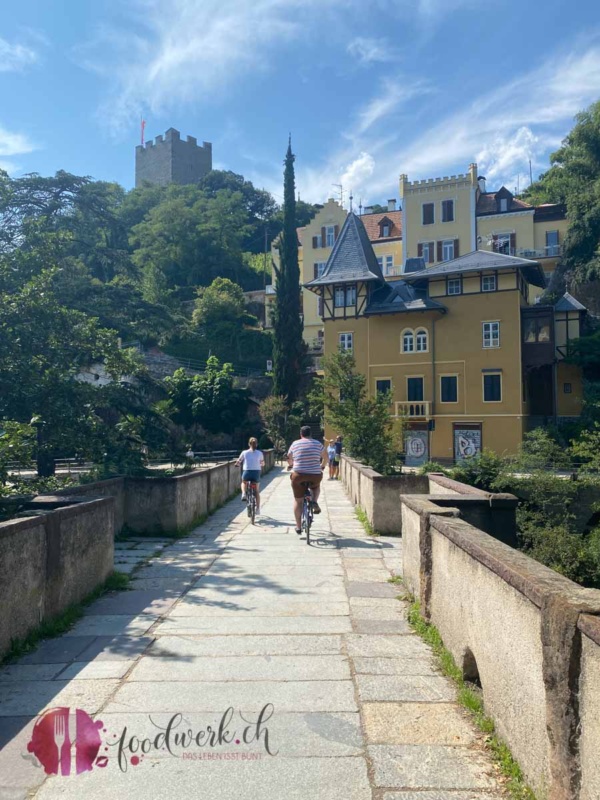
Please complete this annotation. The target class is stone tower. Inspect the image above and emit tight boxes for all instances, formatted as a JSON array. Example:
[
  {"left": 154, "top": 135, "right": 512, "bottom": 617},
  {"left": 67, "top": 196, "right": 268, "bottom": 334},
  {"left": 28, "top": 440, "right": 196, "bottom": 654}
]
[{"left": 135, "top": 127, "right": 212, "bottom": 188}]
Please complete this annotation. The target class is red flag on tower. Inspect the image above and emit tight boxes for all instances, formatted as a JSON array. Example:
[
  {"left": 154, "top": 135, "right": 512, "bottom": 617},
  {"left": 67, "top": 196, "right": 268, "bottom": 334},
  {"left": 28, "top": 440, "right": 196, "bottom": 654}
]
[{"left": 141, "top": 118, "right": 146, "bottom": 146}]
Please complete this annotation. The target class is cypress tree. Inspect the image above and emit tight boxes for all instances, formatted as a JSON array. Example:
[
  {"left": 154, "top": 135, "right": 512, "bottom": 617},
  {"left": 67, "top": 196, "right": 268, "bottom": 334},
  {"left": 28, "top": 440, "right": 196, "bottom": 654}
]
[{"left": 272, "top": 138, "right": 305, "bottom": 402}]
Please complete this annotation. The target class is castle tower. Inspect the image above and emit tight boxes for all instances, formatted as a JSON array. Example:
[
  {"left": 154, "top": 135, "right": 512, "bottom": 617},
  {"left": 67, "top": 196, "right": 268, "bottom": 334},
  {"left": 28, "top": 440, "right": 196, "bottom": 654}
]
[{"left": 135, "top": 127, "right": 213, "bottom": 188}]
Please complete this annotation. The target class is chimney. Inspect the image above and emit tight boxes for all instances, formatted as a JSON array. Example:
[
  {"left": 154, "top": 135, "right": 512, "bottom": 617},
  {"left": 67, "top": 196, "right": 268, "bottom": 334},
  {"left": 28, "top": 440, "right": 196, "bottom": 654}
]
[
  {"left": 364, "top": 206, "right": 373, "bottom": 214},
  {"left": 478, "top": 176, "right": 486, "bottom": 194},
  {"left": 387, "top": 199, "right": 397, "bottom": 212}
]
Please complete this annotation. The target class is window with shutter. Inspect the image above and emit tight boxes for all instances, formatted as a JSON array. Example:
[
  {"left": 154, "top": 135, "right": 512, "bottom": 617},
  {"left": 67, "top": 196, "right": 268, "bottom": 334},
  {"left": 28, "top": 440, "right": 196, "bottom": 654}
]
[
  {"left": 442, "top": 199, "right": 454, "bottom": 222},
  {"left": 312, "top": 235, "right": 320, "bottom": 248},
  {"left": 313, "top": 263, "right": 319, "bottom": 279},
  {"left": 321, "top": 227, "right": 327, "bottom": 248},
  {"left": 437, "top": 241, "right": 443, "bottom": 262},
  {"left": 422, "top": 203, "right": 434, "bottom": 225},
  {"left": 454, "top": 239, "right": 459, "bottom": 258},
  {"left": 427, "top": 242, "right": 434, "bottom": 263},
  {"left": 442, "top": 240, "right": 454, "bottom": 261},
  {"left": 417, "top": 243, "right": 423, "bottom": 257}
]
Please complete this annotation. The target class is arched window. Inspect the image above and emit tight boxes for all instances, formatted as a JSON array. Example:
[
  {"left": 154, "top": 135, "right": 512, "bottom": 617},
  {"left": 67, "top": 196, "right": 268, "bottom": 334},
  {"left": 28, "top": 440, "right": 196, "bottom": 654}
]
[
  {"left": 416, "top": 328, "right": 428, "bottom": 352},
  {"left": 402, "top": 329, "right": 414, "bottom": 353}
]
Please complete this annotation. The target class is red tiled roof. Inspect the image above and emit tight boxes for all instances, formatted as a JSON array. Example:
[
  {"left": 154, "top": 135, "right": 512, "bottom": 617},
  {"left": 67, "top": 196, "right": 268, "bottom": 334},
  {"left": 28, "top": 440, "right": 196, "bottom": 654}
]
[{"left": 359, "top": 210, "right": 402, "bottom": 242}]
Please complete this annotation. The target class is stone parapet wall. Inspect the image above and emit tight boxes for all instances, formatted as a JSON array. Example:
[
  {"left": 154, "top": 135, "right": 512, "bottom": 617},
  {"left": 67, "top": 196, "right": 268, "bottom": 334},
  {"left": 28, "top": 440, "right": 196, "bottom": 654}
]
[
  {"left": 0, "top": 498, "right": 114, "bottom": 659},
  {"left": 401, "top": 494, "right": 600, "bottom": 800}
]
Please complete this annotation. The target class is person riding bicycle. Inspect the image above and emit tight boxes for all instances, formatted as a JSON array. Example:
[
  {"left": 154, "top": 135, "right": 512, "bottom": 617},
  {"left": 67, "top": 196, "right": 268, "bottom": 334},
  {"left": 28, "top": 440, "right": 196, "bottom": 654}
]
[
  {"left": 236, "top": 438, "right": 265, "bottom": 515},
  {"left": 287, "top": 426, "right": 327, "bottom": 535}
]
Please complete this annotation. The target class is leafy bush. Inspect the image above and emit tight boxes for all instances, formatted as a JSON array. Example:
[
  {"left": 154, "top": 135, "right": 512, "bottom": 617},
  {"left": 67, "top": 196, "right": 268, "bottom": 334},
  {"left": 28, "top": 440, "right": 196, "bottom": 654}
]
[
  {"left": 418, "top": 461, "right": 449, "bottom": 476},
  {"left": 451, "top": 449, "right": 505, "bottom": 491},
  {"left": 514, "top": 428, "right": 571, "bottom": 472}
]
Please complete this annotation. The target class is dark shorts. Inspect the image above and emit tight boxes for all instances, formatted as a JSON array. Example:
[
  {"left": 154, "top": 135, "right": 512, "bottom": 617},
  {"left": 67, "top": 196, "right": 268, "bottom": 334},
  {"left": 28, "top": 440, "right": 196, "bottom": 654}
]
[
  {"left": 328, "top": 457, "right": 335, "bottom": 466},
  {"left": 291, "top": 471, "right": 322, "bottom": 499},
  {"left": 242, "top": 470, "right": 261, "bottom": 483}
]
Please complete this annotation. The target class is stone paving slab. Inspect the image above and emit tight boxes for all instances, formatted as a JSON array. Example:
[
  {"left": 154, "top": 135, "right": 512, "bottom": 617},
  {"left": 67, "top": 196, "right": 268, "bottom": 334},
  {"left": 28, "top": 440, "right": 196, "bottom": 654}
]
[
  {"left": 104, "top": 679, "right": 358, "bottom": 713},
  {"left": 75, "top": 635, "right": 155, "bottom": 662},
  {"left": 129, "top": 654, "right": 351, "bottom": 682},
  {"left": 17, "top": 636, "right": 98, "bottom": 665},
  {"left": 35, "top": 755, "right": 372, "bottom": 799},
  {"left": 82, "top": 591, "right": 179, "bottom": 616},
  {"left": 62, "top": 614, "right": 160, "bottom": 637},
  {"left": 345, "top": 635, "right": 433, "bottom": 658},
  {"left": 346, "top": 582, "right": 402, "bottom": 598},
  {"left": 0, "top": 679, "right": 120, "bottom": 716},
  {"left": 154, "top": 616, "right": 353, "bottom": 635},
  {"left": 169, "top": 601, "right": 350, "bottom": 617},
  {"left": 352, "top": 657, "right": 436, "bottom": 676},
  {"left": 93, "top": 710, "right": 364, "bottom": 757},
  {"left": 0, "top": 665, "right": 63, "bottom": 682},
  {"left": 352, "top": 619, "right": 413, "bottom": 634},
  {"left": 362, "top": 703, "right": 476, "bottom": 745},
  {"left": 54, "top": 660, "right": 136, "bottom": 680},
  {"left": 382, "top": 792, "right": 503, "bottom": 800},
  {"left": 357, "top": 675, "right": 456, "bottom": 703},
  {"left": 146, "top": 634, "right": 343, "bottom": 658},
  {"left": 368, "top": 744, "right": 498, "bottom": 790}
]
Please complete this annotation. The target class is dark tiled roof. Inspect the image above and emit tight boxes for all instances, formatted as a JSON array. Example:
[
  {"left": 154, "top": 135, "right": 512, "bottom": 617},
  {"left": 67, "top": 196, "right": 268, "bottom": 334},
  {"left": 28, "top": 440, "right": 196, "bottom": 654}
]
[
  {"left": 477, "top": 188, "right": 533, "bottom": 216},
  {"left": 305, "top": 212, "right": 384, "bottom": 287},
  {"left": 555, "top": 292, "right": 586, "bottom": 312},
  {"left": 533, "top": 203, "right": 567, "bottom": 222},
  {"left": 365, "top": 280, "right": 446, "bottom": 316},
  {"left": 402, "top": 249, "right": 547, "bottom": 288},
  {"left": 360, "top": 210, "right": 402, "bottom": 242}
]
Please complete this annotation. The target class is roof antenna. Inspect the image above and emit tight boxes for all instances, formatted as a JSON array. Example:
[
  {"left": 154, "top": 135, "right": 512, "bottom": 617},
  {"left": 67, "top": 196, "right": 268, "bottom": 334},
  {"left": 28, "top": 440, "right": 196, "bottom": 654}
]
[
  {"left": 332, "top": 183, "right": 344, "bottom": 207},
  {"left": 359, "top": 198, "right": 363, "bottom": 215},
  {"left": 349, "top": 191, "right": 353, "bottom": 212}
]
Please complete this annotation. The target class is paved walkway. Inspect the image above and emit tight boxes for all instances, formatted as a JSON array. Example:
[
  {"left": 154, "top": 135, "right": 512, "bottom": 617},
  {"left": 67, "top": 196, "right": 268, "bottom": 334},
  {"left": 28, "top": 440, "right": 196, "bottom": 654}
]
[{"left": 0, "top": 469, "right": 503, "bottom": 799}]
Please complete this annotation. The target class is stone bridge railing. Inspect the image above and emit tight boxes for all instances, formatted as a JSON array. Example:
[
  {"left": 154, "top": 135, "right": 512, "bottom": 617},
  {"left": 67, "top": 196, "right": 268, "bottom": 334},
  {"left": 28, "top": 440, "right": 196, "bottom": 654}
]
[{"left": 0, "top": 452, "right": 275, "bottom": 659}]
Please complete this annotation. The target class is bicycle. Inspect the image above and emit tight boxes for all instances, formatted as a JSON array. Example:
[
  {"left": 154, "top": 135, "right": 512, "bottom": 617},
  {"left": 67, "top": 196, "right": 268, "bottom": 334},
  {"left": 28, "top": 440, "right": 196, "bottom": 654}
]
[
  {"left": 301, "top": 482, "right": 314, "bottom": 544},
  {"left": 246, "top": 480, "right": 258, "bottom": 525}
]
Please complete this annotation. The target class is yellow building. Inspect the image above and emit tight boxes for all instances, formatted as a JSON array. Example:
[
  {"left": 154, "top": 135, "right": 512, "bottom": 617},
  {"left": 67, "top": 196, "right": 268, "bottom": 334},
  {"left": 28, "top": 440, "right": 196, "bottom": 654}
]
[
  {"left": 306, "top": 213, "right": 585, "bottom": 464},
  {"left": 266, "top": 199, "right": 346, "bottom": 351},
  {"left": 361, "top": 201, "right": 403, "bottom": 278},
  {"left": 399, "top": 164, "right": 568, "bottom": 300}
]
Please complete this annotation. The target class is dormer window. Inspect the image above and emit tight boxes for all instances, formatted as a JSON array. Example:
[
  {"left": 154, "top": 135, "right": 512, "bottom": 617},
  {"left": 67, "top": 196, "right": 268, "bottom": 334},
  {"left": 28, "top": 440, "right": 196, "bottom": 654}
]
[
  {"left": 382, "top": 224, "right": 390, "bottom": 237},
  {"left": 378, "top": 217, "right": 393, "bottom": 238}
]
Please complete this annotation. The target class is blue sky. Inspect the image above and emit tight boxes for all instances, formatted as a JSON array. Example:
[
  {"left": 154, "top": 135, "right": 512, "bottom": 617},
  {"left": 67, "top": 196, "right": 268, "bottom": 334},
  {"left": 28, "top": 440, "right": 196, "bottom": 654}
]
[{"left": 2, "top": 0, "right": 600, "bottom": 205}]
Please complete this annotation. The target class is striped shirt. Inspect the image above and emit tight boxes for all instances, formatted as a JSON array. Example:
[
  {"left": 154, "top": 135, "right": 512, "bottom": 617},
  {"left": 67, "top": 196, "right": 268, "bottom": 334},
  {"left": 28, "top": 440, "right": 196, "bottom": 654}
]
[{"left": 289, "top": 438, "right": 324, "bottom": 474}]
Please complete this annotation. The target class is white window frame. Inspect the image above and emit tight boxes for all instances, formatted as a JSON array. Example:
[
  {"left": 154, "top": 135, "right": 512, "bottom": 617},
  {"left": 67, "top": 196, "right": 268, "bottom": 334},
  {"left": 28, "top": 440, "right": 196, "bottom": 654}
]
[
  {"left": 334, "top": 286, "right": 345, "bottom": 308},
  {"left": 415, "top": 328, "right": 428, "bottom": 353},
  {"left": 440, "top": 374, "right": 459, "bottom": 404},
  {"left": 401, "top": 328, "right": 415, "bottom": 353},
  {"left": 421, "top": 242, "right": 432, "bottom": 264},
  {"left": 325, "top": 225, "right": 335, "bottom": 247},
  {"left": 422, "top": 202, "right": 434, "bottom": 225},
  {"left": 345, "top": 285, "right": 357, "bottom": 306},
  {"left": 316, "top": 262, "right": 326, "bottom": 277},
  {"left": 382, "top": 224, "right": 390, "bottom": 237},
  {"left": 495, "top": 234, "right": 511, "bottom": 255},
  {"left": 447, "top": 277, "right": 462, "bottom": 295},
  {"left": 482, "top": 274, "right": 497, "bottom": 292},
  {"left": 483, "top": 321, "right": 500, "bottom": 349},
  {"left": 442, "top": 240, "right": 454, "bottom": 262},
  {"left": 383, "top": 254, "right": 394, "bottom": 276},
  {"left": 377, "top": 256, "right": 383, "bottom": 269},
  {"left": 483, "top": 372, "right": 503, "bottom": 403},
  {"left": 441, "top": 199, "right": 454, "bottom": 223},
  {"left": 339, "top": 332, "right": 353, "bottom": 352}
]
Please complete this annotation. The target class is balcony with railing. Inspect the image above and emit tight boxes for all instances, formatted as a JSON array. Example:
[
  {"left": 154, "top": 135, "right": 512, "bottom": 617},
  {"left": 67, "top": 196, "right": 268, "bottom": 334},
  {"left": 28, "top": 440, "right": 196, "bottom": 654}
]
[
  {"left": 395, "top": 401, "right": 431, "bottom": 419},
  {"left": 517, "top": 245, "right": 562, "bottom": 259},
  {"left": 307, "top": 337, "right": 324, "bottom": 354}
]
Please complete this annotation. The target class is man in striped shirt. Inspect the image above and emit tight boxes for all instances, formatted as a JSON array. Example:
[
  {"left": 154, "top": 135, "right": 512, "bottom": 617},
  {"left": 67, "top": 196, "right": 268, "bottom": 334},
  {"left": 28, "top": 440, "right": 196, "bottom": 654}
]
[{"left": 287, "top": 426, "right": 327, "bottom": 534}]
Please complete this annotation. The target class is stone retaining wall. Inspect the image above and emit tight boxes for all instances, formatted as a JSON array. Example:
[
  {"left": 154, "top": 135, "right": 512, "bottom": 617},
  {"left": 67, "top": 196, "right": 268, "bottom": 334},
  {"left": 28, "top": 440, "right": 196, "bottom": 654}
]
[
  {"left": 401, "top": 493, "right": 600, "bottom": 800},
  {"left": 0, "top": 497, "right": 114, "bottom": 659},
  {"left": 339, "top": 457, "right": 517, "bottom": 542}
]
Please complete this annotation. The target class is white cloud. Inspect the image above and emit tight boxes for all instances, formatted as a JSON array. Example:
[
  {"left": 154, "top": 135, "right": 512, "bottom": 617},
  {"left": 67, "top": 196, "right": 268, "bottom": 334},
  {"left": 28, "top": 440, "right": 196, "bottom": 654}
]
[
  {"left": 347, "top": 37, "right": 395, "bottom": 65},
  {"left": 354, "top": 77, "right": 429, "bottom": 136},
  {"left": 77, "top": 0, "right": 348, "bottom": 136},
  {"left": 0, "top": 125, "right": 36, "bottom": 174},
  {"left": 0, "top": 37, "right": 38, "bottom": 72}
]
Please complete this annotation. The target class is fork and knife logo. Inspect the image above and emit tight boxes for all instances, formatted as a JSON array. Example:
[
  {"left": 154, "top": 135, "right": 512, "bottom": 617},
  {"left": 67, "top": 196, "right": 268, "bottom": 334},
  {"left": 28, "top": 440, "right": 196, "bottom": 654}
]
[{"left": 53, "top": 711, "right": 77, "bottom": 776}]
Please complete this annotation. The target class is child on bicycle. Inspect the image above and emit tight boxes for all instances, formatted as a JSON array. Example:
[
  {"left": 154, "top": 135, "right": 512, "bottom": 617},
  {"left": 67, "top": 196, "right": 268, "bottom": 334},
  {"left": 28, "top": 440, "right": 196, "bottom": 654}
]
[{"left": 236, "top": 438, "right": 265, "bottom": 515}]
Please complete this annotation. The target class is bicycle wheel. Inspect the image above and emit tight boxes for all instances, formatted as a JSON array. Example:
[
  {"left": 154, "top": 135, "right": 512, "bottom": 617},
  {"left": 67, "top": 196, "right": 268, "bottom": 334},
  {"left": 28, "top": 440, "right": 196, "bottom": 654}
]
[
  {"left": 304, "top": 493, "right": 312, "bottom": 545},
  {"left": 246, "top": 486, "right": 253, "bottom": 518},
  {"left": 251, "top": 489, "right": 256, "bottom": 525}
]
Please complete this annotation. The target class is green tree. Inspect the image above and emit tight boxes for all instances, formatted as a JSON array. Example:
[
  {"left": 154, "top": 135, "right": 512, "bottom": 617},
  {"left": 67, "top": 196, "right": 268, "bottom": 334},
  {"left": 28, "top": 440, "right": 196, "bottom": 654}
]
[
  {"left": 165, "top": 358, "right": 250, "bottom": 434},
  {"left": 319, "top": 350, "right": 404, "bottom": 475},
  {"left": 0, "top": 269, "right": 142, "bottom": 475},
  {"left": 259, "top": 395, "right": 304, "bottom": 455},
  {"left": 271, "top": 140, "right": 305, "bottom": 402},
  {"left": 523, "top": 101, "right": 600, "bottom": 299}
]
